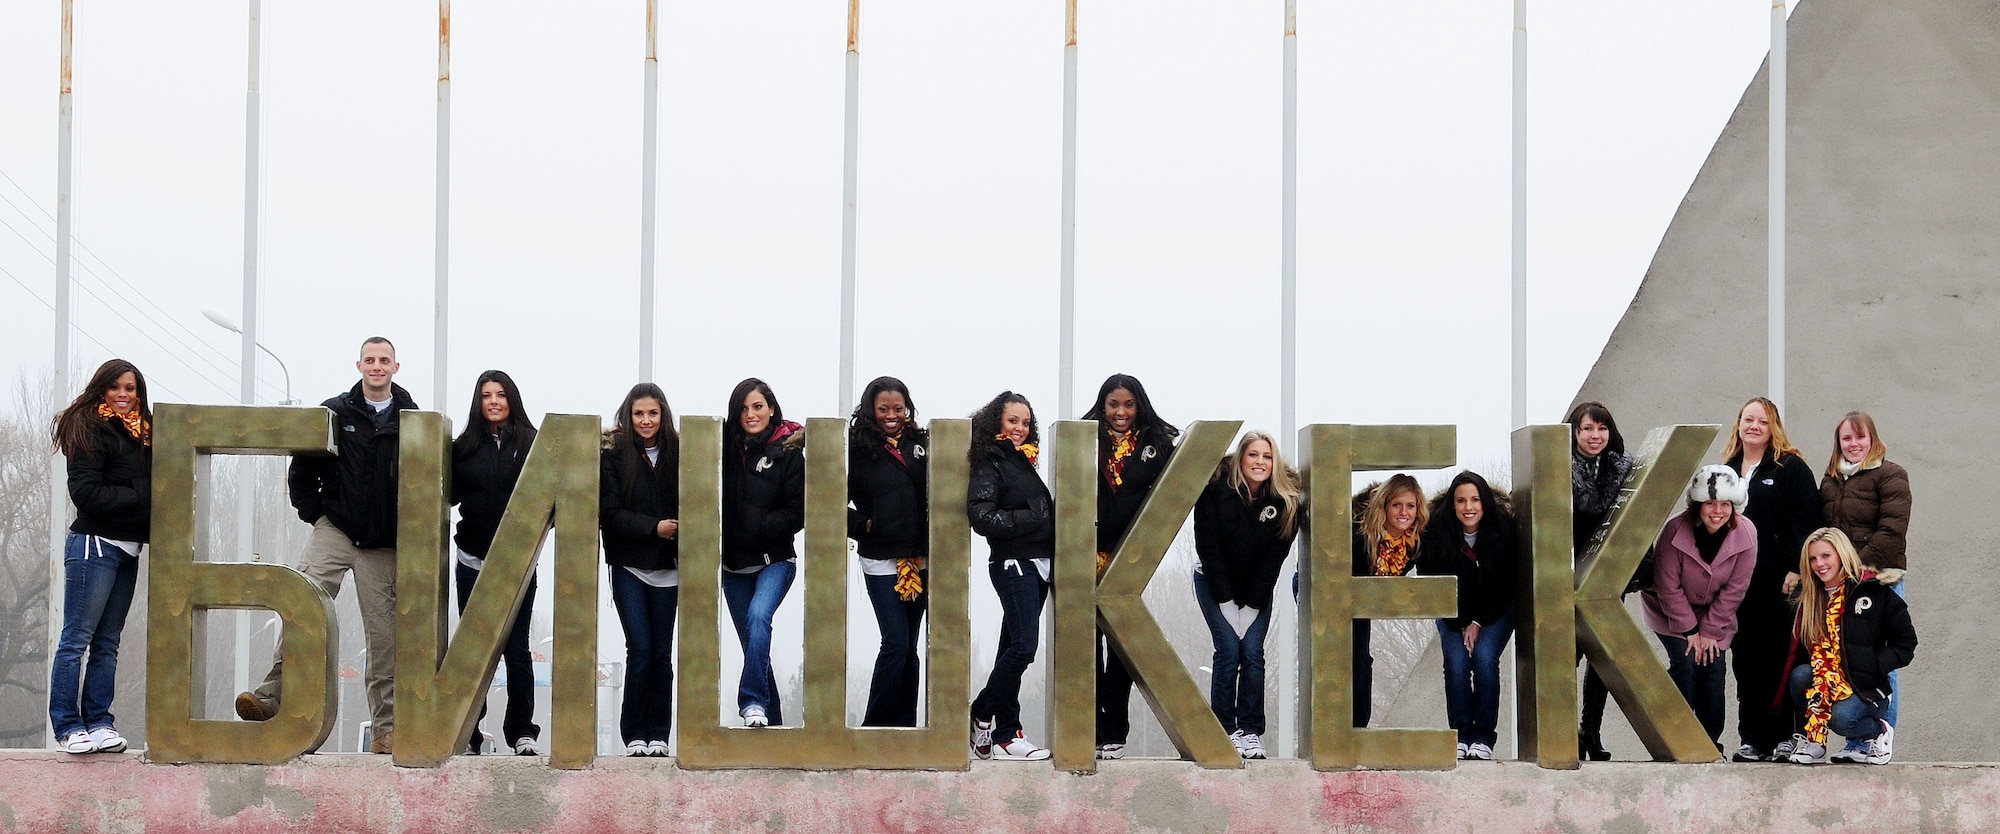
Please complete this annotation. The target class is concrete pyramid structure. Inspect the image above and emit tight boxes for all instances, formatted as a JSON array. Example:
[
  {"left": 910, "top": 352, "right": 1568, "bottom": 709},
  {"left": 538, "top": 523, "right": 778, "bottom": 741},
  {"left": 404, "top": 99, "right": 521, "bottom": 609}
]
[{"left": 1573, "top": 0, "right": 1999, "bottom": 762}]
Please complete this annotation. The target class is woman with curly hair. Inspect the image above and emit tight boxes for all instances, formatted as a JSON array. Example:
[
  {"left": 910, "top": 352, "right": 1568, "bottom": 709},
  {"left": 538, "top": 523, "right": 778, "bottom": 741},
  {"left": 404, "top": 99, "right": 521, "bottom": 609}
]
[
  {"left": 846, "top": 376, "right": 930, "bottom": 728},
  {"left": 966, "top": 391, "right": 1054, "bottom": 760},
  {"left": 1419, "top": 470, "right": 1517, "bottom": 761}
]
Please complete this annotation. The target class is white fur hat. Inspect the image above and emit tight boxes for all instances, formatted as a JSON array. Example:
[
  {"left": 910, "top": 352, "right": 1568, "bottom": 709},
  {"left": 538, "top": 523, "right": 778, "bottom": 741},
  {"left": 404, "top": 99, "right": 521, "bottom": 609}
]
[{"left": 1686, "top": 464, "right": 1749, "bottom": 513}]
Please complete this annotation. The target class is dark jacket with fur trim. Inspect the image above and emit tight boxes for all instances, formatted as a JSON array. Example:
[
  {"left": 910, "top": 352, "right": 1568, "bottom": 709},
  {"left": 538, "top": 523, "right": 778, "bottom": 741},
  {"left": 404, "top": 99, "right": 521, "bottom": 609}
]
[
  {"left": 1097, "top": 428, "right": 1175, "bottom": 555},
  {"left": 1793, "top": 577, "right": 1917, "bottom": 703},
  {"left": 847, "top": 428, "right": 929, "bottom": 560},
  {"left": 288, "top": 381, "right": 418, "bottom": 549},
  {"left": 1727, "top": 449, "right": 1823, "bottom": 602},
  {"left": 66, "top": 413, "right": 152, "bottom": 544},
  {"left": 452, "top": 424, "right": 535, "bottom": 559},
  {"left": 1417, "top": 494, "right": 1518, "bottom": 630},
  {"left": 600, "top": 429, "right": 679, "bottom": 572},
  {"left": 722, "top": 420, "right": 806, "bottom": 571},
  {"left": 1192, "top": 462, "right": 1296, "bottom": 610},
  {"left": 1820, "top": 461, "right": 1911, "bottom": 572},
  {"left": 967, "top": 439, "right": 1054, "bottom": 564},
  {"left": 1572, "top": 450, "right": 1631, "bottom": 554}
]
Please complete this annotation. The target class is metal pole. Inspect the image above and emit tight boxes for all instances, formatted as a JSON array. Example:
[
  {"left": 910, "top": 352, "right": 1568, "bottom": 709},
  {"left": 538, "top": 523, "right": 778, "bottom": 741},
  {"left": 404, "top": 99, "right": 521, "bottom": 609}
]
[
  {"left": 838, "top": 0, "right": 860, "bottom": 414},
  {"left": 1058, "top": 0, "right": 1078, "bottom": 421},
  {"left": 48, "top": 0, "right": 75, "bottom": 750},
  {"left": 434, "top": 0, "right": 451, "bottom": 408},
  {"left": 638, "top": 0, "right": 658, "bottom": 382},
  {"left": 1507, "top": 0, "right": 1527, "bottom": 759},
  {"left": 237, "top": 0, "right": 266, "bottom": 699},
  {"left": 1509, "top": 0, "right": 1527, "bottom": 431},
  {"left": 1277, "top": 0, "right": 1298, "bottom": 759},
  {"left": 1768, "top": 0, "right": 1786, "bottom": 411}
]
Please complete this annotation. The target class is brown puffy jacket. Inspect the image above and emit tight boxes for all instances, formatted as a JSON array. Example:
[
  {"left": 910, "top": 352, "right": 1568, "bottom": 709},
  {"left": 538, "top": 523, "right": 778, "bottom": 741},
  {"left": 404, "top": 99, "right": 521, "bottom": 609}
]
[{"left": 1820, "top": 460, "right": 1911, "bottom": 571}]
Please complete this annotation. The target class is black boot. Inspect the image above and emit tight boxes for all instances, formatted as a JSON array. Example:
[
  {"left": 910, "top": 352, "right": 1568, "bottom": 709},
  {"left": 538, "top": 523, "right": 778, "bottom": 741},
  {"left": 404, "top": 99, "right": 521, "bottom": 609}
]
[{"left": 1579, "top": 730, "right": 1611, "bottom": 762}]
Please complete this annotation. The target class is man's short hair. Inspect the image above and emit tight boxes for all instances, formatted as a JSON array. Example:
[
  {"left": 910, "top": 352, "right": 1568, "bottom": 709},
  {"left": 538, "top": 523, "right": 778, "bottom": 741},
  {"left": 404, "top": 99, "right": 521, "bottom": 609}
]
[{"left": 359, "top": 336, "right": 396, "bottom": 358}]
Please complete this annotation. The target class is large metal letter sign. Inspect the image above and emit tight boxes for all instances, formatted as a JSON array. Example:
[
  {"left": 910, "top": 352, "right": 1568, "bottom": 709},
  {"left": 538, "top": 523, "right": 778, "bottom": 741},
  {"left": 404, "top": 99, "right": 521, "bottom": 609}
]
[
  {"left": 1296, "top": 424, "right": 1458, "bottom": 770},
  {"left": 1091, "top": 420, "right": 1243, "bottom": 771},
  {"left": 147, "top": 404, "right": 339, "bottom": 763},
  {"left": 392, "top": 412, "right": 600, "bottom": 768},
  {"left": 677, "top": 417, "right": 973, "bottom": 769},
  {"left": 1049, "top": 420, "right": 1099, "bottom": 770},
  {"left": 1513, "top": 424, "right": 1577, "bottom": 767},
  {"left": 1575, "top": 425, "right": 1722, "bottom": 762}
]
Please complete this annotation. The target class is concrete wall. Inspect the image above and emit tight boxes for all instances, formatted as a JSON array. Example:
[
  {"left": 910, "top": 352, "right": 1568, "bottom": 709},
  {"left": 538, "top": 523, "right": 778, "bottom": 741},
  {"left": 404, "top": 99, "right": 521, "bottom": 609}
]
[
  {"left": 1555, "top": 0, "right": 2000, "bottom": 762},
  {"left": 3, "top": 753, "right": 1998, "bottom": 833}
]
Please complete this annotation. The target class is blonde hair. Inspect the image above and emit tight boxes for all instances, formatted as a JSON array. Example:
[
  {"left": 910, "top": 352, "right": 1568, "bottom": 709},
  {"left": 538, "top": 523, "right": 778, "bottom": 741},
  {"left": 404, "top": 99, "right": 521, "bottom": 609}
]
[
  {"left": 1360, "top": 474, "right": 1427, "bottom": 559},
  {"left": 1721, "top": 396, "right": 1802, "bottom": 463},
  {"left": 1222, "top": 430, "right": 1304, "bottom": 538},
  {"left": 1825, "top": 411, "right": 1888, "bottom": 474},
  {"left": 1793, "top": 527, "right": 1866, "bottom": 647}
]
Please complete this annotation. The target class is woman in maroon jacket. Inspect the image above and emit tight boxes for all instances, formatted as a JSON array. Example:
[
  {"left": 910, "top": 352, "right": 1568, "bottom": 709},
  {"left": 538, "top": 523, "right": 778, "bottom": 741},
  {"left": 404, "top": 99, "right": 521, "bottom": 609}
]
[{"left": 1641, "top": 465, "right": 1758, "bottom": 751}]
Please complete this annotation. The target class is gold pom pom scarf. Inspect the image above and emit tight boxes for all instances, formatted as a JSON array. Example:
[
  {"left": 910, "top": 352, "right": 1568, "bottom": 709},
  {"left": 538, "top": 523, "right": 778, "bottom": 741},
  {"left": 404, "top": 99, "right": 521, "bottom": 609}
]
[
  {"left": 1803, "top": 583, "right": 1854, "bottom": 744},
  {"left": 894, "top": 557, "right": 925, "bottom": 601},
  {"left": 1103, "top": 428, "right": 1137, "bottom": 490},
  {"left": 97, "top": 402, "right": 151, "bottom": 447},
  {"left": 1374, "top": 531, "right": 1415, "bottom": 577}
]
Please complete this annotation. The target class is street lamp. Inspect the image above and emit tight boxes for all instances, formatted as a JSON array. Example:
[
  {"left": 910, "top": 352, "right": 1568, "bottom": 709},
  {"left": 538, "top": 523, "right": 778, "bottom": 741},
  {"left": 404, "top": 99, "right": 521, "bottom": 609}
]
[{"left": 201, "top": 307, "right": 297, "bottom": 405}]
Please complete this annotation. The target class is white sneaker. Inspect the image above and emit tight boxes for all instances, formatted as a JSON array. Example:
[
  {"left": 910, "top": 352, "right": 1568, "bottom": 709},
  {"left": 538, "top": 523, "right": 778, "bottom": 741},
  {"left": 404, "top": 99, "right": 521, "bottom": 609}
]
[
  {"left": 87, "top": 727, "right": 127, "bottom": 754},
  {"left": 626, "top": 740, "right": 649, "bottom": 757},
  {"left": 1866, "top": 723, "right": 1894, "bottom": 765},
  {"left": 1228, "top": 730, "right": 1247, "bottom": 754},
  {"left": 1771, "top": 735, "right": 1800, "bottom": 762},
  {"left": 1095, "top": 743, "right": 1125, "bottom": 760},
  {"left": 741, "top": 705, "right": 768, "bottom": 728},
  {"left": 971, "top": 717, "right": 995, "bottom": 759},
  {"left": 1789, "top": 739, "right": 1827, "bottom": 764},
  {"left": 1830, "top": 740, "right": 1869, "bottom": 764},
  {"left": 1239, "top": 733, "right": 1267, "bottom": 760},
  {"left": 1466, "top": 742, "right": 1493, "bottom": 761},
  {"left": 993, "top": 732, "right": 1051, "bottom": 760},
  {"left": 646, "top": 740, "right": 670, "bottom": 757},
  {"left": 513, "top": 737, "right": 541, "bottom": 756},
  {"left": 59, "top": 730, "right": 97, "bottom": 754},
  {"left": 1456, "top": 742, "right": 1470, "bottom": 760}
]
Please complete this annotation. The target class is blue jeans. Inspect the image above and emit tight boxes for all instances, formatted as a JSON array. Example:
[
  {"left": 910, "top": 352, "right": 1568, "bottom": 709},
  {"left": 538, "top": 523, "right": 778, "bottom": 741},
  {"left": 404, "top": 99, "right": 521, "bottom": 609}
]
[
  {"left": 456, "top": 562, "right": 541, "bottom": 748},
  {"left": 1788, "top": 664, "right": 1886, "bottom": 742},
  {"left": 721, "top": 560, "right": 795, "bottom": 724},
  {"left": 609, "top": 568, "right": 678, "bottom": 744},
  {"left": 49, "top": 533, "right": 140, "bottom": 737},
  {"left": 1193, "top": 572, "right": 1274, "bottom": 736},
  {"left": 971, "top": 559, "right": 1049, "bottom": 739},
  {"left": 861, "top": 571, "right": 926, "bottom": 727},
  {"left": 1658, "top": 632, "right": 1728, "bottom": 744},
  {"left": 1438, "top": 609, "right": 1515, "bottom": 747},
  {"left": 1885, "top": 580, "right": 1905, "bottom": 728}
]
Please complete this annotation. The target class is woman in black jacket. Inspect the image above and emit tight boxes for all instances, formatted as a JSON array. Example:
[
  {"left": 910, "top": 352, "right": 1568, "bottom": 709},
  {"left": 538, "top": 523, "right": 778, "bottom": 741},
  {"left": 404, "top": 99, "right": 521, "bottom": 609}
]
[
  {"left": 1351, "top": 474, "right": 1427, "bottom": 729},
  {"left": 1193, "top": 431, "right": 1301, "bottom": 760},
  {"left": 600, "top": 383, "right": 680, "bottom": 756},
  {"left": 1419, "top": 470, "right": 1517, "bottom": 761},
  {"left": 49, "top": 359, "right": 152, "bottom": 755},
  {"left": 1782, "top": 528, "right": 1915, "bottom": 765},
  {"left": 966, "top": 391, "right": 1054, "bottom": 760},
  {"left": 720, "top": 378, "right": 805, "bottom": 728},
  {"left": 846, "top": 376, "right": 929, "bottom": 727},
  {"left": 450, "top": 370, "right": 541, "bottom": 755},
  {"left": 1082, "top": 373, "right": 1178, "bottom": 760},
  {"left": 1567, "top": 401, "right": 1631, "bottom": 761},
  {"left": 1722, "top": 396, "right": 1823, "bottom": 762}
]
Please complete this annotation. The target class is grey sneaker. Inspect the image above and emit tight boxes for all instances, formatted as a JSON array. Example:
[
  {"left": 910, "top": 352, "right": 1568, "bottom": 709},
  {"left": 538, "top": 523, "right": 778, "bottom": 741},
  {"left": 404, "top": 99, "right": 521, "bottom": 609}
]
[
  {"left": 1239, "top": 733, "right": 1267, "bottom": 760},
  {"left": 1730, "top": 744, "right": 1763, "bottom": 762},
  {"left": 971, "top": 717, "right": 995, "bottom": 759},
  {"left": 1095, "top": 743, "right": 1125, "bottom": 760},
  {"left": 1770, "top": 734, "right": 1800, "bottom": 762},
  {"left": 741, "top": 705, "right": 768, "bottom": 728},
  {"left": 1467, "top": 742, "right": 1494, "bottom": 761},
  {"left": 513, "top": 737, "right": 541, "bottom": 756},
  {"left": 1228, "top": 730, "right": 1247, "bottom": 755},
  {"left": 1456, "top": 742, "right": 1470, "bottom": 760},
  {"left": 1789, "top": 739, "right": 1827, "bottom": 764}
]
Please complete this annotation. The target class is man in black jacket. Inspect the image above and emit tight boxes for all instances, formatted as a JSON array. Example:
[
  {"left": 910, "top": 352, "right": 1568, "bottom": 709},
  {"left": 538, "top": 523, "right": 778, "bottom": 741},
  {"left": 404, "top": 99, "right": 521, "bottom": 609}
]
[{"left": 235, "top": 336, "right": 415, "bottom": 754}]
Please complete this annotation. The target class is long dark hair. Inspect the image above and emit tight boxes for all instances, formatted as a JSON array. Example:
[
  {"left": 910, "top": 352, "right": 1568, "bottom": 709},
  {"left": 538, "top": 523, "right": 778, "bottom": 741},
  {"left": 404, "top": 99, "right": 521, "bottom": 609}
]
[
  {"left": 1080, "top": 373, "right": 1180, "bottom": 442},
  {"left": 52, "top": 359, "right": 151, "bottom": 458},
  {"left": 723, "top": 377, "right": 783, "bottom": 450},
  {"left": 613, "top": 383, "right": 677, "bottom": 504},
  {"left": 453, "top": 370, "right": 536, "bottom": 457},
  {"left": 968, "top": 391, "right": 1038, "bottom": 464},
  {"left": 1563, "top": 400, "right": 1626, "bottom": 459},
  {"left": 1427, "top": 470, "right": 1511, "bottom": 536},
  {"left": 849, "top": 375, "right": 926, "bottom": 457}
]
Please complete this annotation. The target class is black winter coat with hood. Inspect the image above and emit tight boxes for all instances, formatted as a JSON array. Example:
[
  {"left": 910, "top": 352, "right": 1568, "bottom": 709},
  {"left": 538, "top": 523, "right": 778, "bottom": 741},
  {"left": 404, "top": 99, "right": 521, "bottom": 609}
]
[
  {"left": 1417, "top": 498, "right": 1518, "bottom": 631},
  {"left": 1793, "top": 577, "right": 1917, "bottom": 703},
  {"left": 289, "top": 380, "right": 418, "bottom": 549},
  {"left": 1096, "top": 428, "right": 1175, "bottom": 555},
  {"left": 1728, "top": 448, "right": 1823, "bottom": 601},
  {"left": 1192, "top": 465, "right": 1296, "bottom": 611},
  {"left": 451, "top": 424, "right": 535, "bottom": 559},
  {"left": 66, "top": 413, "right": 152, "bottom": 544},
  {"left": 847, "top": 429, "right": 929, "bottom": 560},
  {"left": 722, "top": 420, "right": 806, "bottom": 571},
  {"left": 599, "top": 430, "right": 679, "bottom": 572},
  {"left": 967, "top": 439, "right": 1054, "bottom": 564}
]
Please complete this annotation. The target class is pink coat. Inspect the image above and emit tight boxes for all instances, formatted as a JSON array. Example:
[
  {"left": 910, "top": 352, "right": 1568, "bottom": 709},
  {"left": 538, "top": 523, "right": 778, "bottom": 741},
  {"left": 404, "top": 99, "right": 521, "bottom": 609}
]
[{"left": 1641, "top": 512, "right": 1758, "bottom": 649}]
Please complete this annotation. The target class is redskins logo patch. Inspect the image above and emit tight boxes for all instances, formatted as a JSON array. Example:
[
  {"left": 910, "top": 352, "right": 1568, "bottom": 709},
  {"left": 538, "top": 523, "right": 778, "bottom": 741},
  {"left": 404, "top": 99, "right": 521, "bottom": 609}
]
[
  {"left": 1259, "top": 506, "right": 1278, "bottom": 522},
  {"left": 756, "top": 456, "right": 774, "bottom": 472}
]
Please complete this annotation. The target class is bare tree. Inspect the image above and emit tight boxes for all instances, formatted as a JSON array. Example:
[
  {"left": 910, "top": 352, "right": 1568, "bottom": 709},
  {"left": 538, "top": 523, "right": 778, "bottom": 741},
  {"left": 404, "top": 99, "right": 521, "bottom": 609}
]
[{"left": 0, "top": 372, "right": 54, "bottom": 745}]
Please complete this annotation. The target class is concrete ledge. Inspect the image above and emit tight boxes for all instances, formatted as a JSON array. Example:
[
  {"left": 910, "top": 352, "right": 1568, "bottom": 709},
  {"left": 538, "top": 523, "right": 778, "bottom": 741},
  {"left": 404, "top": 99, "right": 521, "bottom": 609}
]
[{"left": 4, "top": 752, "right": 1998, "bottom": 833}]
